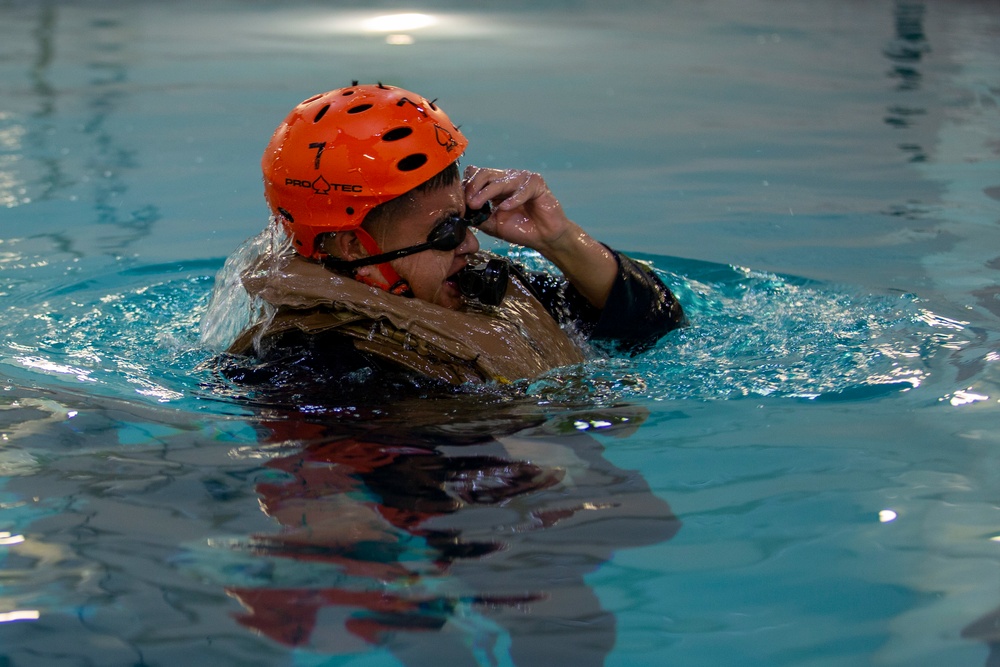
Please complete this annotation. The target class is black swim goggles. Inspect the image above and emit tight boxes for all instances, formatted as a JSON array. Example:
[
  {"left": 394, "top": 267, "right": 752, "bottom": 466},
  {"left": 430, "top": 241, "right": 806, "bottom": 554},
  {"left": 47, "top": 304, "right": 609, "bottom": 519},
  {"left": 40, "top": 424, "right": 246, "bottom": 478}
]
[{"left": 323, "top": 202, "right": 492, "bottom": 271}]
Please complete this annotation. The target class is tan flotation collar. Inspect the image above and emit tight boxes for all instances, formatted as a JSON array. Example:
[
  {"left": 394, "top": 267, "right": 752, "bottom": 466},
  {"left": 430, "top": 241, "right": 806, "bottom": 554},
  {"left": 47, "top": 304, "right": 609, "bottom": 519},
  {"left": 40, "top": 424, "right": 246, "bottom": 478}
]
[{"left": 230, "top": 254, "right": 586, "bottom": 385}]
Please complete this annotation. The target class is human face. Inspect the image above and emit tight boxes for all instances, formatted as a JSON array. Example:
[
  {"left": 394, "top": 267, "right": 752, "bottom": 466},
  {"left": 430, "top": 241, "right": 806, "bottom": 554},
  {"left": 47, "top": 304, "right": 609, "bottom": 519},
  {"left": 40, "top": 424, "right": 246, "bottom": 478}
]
[{"left": 376, "top": 182, "right": 481, "bottom": 309}]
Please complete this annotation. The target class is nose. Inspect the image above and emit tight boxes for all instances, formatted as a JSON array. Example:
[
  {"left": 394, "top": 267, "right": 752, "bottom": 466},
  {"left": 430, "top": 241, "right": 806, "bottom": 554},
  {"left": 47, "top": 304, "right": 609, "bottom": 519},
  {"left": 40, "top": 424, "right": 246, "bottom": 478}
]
[{"left": 456, "top": 226, "right": 480, "bottom": 255}]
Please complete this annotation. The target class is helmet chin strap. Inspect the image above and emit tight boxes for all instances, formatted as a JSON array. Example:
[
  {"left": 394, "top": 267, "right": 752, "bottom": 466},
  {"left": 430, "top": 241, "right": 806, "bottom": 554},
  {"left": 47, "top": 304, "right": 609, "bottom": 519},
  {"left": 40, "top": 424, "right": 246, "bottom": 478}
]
[{"left": 350, "top": 228, "right": 412, "bottom": 296}]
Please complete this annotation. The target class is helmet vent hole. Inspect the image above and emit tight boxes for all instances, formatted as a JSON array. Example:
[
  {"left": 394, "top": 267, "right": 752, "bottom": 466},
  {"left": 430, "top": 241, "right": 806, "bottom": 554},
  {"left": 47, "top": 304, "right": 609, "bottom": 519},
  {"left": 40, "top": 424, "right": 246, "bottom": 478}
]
[
  {"left": 347, "top": 103, "right": 373, "bottom": 114},
  {"left": 313, "top": 104, "right": 330, "bottom": 122},
  {"left": 382, "top": 127, "right": 413, "bottom": 142},
  {"left": 397, "top": 154, "right": 428, "bottom": 172},
  {"left": 346, "top": 207, "right": 355, "bottom": 215},
  {"left": 277, "top": 207, "right": 295, "bottom": 223}
]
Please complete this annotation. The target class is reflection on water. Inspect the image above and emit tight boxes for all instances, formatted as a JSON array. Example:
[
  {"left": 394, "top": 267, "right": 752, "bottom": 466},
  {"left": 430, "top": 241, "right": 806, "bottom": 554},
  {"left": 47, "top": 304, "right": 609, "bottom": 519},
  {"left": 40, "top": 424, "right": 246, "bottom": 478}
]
[
  {"left": 884, "top": 1, "right": 930, "bottom": 162},
  {"left": 189, "top": 400, "right": 679, "bottom": 665},
  {"left": 884, "top": 1, "right": 930, "bottom": 93},
  {"left": 0, "top": 381, "right": 678, "bottom": 665},
  {"left": 80, "top": 13, "right": 162, "bottom": 249},
  {"left": 3, "top": 4, "right": 160, "bottom": 252}
]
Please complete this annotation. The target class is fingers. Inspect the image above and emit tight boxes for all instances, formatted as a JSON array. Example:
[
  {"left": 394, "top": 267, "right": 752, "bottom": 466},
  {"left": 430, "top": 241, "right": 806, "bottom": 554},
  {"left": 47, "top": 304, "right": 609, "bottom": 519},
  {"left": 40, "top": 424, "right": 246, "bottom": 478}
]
[
  {"left": 463, "top": 165, "right": 504, "bottom": 207},
  {"left": 463, "top": 166, "right": 545, "bottom": 211},
  {"left": 462, "top": 165, "right": 491, "bottom": 205},
  {"left": 461, "top": 167, "right": 576, "bottom": 254}
]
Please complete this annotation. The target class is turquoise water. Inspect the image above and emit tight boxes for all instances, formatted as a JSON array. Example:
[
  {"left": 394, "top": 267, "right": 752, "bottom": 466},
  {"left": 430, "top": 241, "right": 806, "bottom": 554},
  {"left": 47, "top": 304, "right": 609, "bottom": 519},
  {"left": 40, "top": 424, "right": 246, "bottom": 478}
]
[{"left": 1, "top": 1, "right": 998, "bottom": 665}]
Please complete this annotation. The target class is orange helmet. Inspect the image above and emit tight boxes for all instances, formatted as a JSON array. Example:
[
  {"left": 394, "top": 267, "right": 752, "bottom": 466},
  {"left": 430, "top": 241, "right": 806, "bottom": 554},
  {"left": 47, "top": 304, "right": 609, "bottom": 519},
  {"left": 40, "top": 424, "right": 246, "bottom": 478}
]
[{"left": 261, "top": 83, "right": 468, "bottom": 258}]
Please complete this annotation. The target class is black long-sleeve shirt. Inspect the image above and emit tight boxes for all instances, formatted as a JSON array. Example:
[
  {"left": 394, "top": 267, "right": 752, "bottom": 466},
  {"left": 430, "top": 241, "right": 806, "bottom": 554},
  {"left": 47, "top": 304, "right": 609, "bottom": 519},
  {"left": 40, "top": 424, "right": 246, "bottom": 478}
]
[{"left": 522, "top": 250, "right": 684, "bottom": 351}]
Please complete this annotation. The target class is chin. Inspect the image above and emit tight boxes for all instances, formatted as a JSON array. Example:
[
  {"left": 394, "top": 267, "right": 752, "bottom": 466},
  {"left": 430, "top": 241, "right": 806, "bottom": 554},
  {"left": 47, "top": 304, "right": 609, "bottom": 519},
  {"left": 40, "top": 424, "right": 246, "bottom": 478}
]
[
  {"left": 435, "top": 295, "right": 464, "bottom": 311},
  {"left": 423, "top": 280, "right": 464, "bottom": 310}
]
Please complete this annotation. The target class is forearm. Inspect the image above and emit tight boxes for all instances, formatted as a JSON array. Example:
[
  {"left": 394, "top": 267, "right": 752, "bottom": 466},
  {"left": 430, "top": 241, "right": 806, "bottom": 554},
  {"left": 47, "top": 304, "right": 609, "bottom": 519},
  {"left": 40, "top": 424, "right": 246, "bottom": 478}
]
[{"left": 534, "top": 222, "right": 618, "bottom": 309}]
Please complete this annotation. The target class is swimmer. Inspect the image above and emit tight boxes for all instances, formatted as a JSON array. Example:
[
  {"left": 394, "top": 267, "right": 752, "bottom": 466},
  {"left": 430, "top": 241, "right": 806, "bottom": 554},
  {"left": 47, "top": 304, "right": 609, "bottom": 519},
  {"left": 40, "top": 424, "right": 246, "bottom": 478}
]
[{"left": 226, "top": 82, "right": 684, "bottom": 386}]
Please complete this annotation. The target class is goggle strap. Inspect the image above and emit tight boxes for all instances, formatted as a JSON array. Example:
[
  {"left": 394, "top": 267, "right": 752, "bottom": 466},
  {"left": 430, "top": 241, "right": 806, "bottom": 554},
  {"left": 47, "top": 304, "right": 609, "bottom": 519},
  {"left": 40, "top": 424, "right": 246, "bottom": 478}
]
[
  {"left": 352, "top": 227, "right": 383, "bottom": 258},
  {"left": 321, "top": 207, "right": 487, "bottom": 285},
  {"left": 347, "top": 228, "right": 406, "bottom": 292}
]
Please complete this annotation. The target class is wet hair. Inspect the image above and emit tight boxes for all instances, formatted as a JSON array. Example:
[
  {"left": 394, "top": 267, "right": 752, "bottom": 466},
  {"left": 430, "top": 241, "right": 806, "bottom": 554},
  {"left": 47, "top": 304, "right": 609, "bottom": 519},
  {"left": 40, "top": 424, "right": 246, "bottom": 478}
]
[{"left": 361, "top": 160, "right": 460, "bottom": 232}]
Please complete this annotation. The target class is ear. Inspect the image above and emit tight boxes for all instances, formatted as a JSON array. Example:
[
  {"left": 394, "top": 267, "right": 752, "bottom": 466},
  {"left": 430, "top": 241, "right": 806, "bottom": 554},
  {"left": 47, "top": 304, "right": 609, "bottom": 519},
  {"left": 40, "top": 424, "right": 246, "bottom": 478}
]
[
  {"left": 332, "top": 230, "right": 368, "bottom": 261},
  {"left": 331, "top": 231, "right": 387, "bottom": 284}
]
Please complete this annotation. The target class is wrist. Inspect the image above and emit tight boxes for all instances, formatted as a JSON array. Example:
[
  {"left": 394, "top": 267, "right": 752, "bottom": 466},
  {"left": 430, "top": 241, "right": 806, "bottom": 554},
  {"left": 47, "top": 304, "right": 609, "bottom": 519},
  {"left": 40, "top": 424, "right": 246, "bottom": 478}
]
[{"left": 541, "top": 223, "right": 604, "bottom": 266}]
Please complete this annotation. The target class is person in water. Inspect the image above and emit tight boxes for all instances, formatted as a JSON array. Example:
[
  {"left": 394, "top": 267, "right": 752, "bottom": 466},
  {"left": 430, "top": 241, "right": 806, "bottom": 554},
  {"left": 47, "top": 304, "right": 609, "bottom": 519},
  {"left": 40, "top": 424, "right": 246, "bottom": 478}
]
[{"left": 226, "top": 82, "right": 684, "bottom": 386}]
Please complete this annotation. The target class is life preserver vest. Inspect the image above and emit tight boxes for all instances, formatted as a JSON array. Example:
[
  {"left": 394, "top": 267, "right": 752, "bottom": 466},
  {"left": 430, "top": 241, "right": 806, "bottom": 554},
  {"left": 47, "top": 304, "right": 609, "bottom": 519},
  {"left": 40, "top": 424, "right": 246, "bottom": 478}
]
[{"left": 230, "top": 253, "right": 586, "bottom": 385}]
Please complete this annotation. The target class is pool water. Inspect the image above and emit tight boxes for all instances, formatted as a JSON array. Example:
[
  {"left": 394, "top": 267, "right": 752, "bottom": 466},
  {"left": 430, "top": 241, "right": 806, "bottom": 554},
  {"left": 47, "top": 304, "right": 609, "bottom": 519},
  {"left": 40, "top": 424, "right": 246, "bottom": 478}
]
[{"left": 1, "top": 1, "right": 998, "bottom": 665}]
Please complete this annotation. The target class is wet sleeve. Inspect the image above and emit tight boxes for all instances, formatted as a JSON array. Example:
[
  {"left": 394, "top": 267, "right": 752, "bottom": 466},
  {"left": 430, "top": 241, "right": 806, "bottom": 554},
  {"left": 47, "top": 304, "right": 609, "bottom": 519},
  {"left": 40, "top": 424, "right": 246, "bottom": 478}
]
[{"left": 524, "top": 250, "right": 685, "bottom": 352}]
